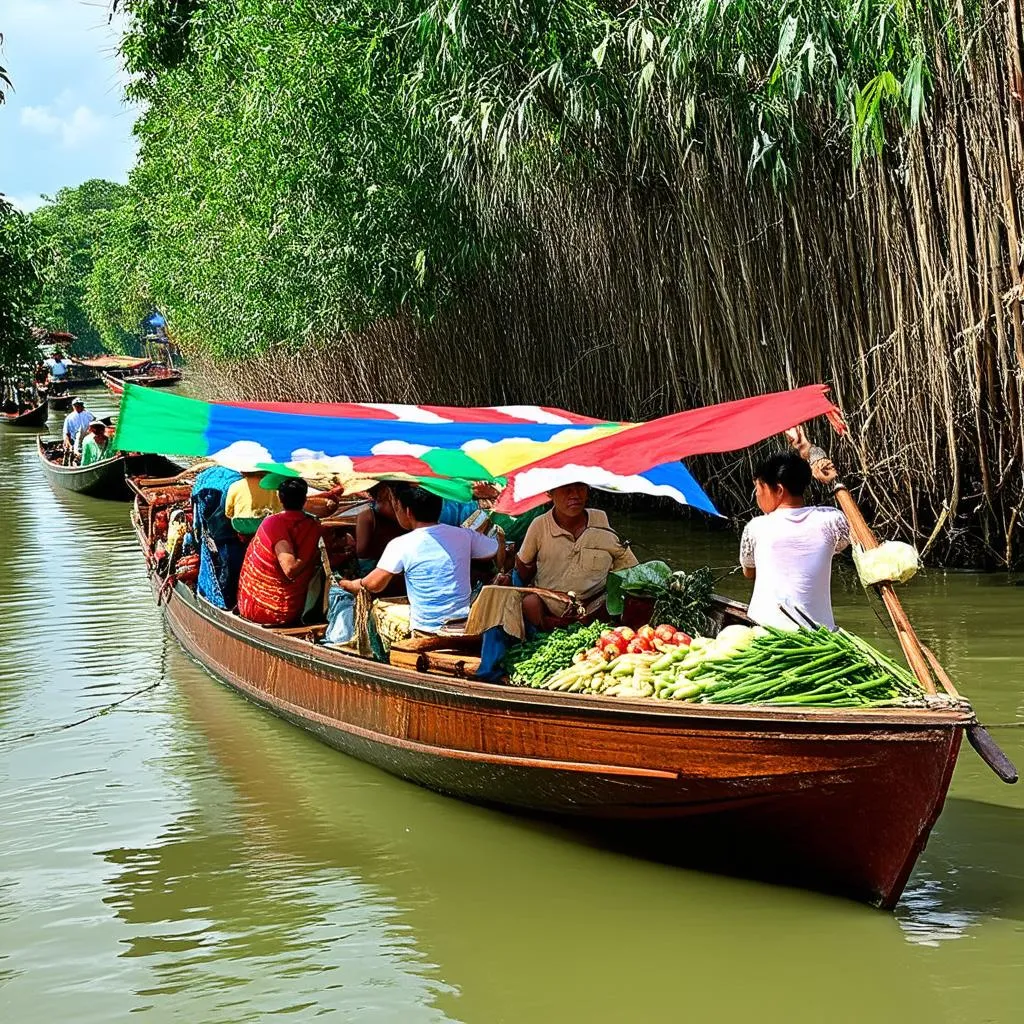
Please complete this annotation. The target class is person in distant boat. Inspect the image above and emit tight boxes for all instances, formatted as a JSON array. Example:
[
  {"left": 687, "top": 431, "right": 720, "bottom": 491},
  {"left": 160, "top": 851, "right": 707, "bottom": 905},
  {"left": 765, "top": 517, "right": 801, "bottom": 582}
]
[
  {"left": 237, "top": 477, "right": 324, "bottom": 626},
  {"left": 338, "top": 482, "right": 499, "bottom": 634},
  {"left": 62, "top": 398, "right": 95, "bottom": 454},
  {"left": 513, "top": 482, "right": 637, "bottom": 629},
  {"left": 224, "top": 470, "right": 283, "bottom": 522},
  {"left": 739, "top": 451, "right": 850, "bottom": 631},
  {"left": 80, "top": 421, "right": 114, "bottom": 466},
  {"left": 33, "top": 361, "right": 49, "bottom": 390},
  {"left": 46, "top": 350, "right": 70, "bottom": 384}
]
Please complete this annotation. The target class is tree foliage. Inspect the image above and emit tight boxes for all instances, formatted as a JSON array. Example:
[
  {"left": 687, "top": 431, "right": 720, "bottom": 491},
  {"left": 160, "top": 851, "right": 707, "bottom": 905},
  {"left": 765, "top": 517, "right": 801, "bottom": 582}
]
[
  {"left": 102, "top": 0, "right": 972, "bottom": 358},
  {"left": 29, "top": 179, "right": 135, "bottom": 353},
  {"left": 0, "top": 197, "right": 42, "bottom": 370}
]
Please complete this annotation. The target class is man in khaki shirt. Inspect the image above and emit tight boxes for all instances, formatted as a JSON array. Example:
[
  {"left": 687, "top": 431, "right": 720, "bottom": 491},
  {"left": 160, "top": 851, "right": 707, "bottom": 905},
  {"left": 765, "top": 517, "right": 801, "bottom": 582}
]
[{"left": 515, "top": 482, "right": 637, "bottom": 629}]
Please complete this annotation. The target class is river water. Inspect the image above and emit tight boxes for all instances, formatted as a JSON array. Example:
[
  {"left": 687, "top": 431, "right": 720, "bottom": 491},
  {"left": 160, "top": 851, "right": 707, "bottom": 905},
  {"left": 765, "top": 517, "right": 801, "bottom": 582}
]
[{"left": 1, "top": 396, "right": 1022, "bottom": 1023}]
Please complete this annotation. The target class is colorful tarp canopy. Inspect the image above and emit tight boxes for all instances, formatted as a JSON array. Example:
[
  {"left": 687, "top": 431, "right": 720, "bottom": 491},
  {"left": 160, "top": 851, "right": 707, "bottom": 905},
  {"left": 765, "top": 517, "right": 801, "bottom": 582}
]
[{"left": 112, "top": 384, "right": 840, "bottom": 514}]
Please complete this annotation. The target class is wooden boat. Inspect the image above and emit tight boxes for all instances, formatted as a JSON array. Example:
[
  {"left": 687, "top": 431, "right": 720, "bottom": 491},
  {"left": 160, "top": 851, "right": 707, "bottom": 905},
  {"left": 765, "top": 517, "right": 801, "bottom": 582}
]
[
  {"left": 47, "top": 386, "right": 73, "bottom": 411},
  {"left": 38, "top": 436, "right": 181, "bottom": 500},
  {"left": 129, "top": 482, "right": 976, "bottom": 908},
  {"left": 2, "top": 398, "right": 48, "bottom": 427},
  {"left": 103, "top": 367, "right": 182, "bottom": 394}
]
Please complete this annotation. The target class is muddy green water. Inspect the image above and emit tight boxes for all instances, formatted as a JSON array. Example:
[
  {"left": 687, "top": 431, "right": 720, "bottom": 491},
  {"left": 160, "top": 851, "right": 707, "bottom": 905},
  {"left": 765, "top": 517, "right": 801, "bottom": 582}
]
[{"left": 1, "top": 400, "right": 1022, "bottom": 1022}]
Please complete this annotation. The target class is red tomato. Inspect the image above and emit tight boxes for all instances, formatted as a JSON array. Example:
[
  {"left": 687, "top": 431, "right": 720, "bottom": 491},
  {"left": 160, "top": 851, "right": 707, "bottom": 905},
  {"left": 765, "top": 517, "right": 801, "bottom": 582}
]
[
  {"left": 626, "top": 636, "right": 652, "bottom": 654},
  {"left": 615, "top": 626, "right": 636, "bottom": 641},
  {"left": 655, "top": 624, "right": 677, "bottom": 642},
  {"left": 637, "top": 625, "right": 656, "bottom": 641},
  {"left": 605, "top": 636, "right": 628, "bottom": 656},
  {"left": 673, "top": 631, "right": 692, "bottom": 646},
  {"left": 600, "top": 629, "right": 619, "bottom": 646}
]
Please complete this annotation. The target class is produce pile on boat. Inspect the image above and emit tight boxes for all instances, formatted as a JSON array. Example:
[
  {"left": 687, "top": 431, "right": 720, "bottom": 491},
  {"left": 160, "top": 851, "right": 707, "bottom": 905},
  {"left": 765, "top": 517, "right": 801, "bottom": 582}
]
[{"left": 508, "top": 623, "right": 926, "bottom": 707}]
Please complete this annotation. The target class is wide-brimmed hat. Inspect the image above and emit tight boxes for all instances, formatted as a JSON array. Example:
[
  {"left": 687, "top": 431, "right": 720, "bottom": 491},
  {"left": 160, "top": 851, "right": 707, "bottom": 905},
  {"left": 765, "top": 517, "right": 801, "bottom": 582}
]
[{"left": 71, "top": 397, "right": 85, "bottom": 406}]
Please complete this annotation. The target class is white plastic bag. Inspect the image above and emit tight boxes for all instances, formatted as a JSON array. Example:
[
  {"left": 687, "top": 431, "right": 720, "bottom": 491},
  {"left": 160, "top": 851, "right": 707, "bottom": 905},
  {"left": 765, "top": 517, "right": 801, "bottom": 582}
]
[{"left": 852, "top": 541, "right": 920, "bottom": 586}]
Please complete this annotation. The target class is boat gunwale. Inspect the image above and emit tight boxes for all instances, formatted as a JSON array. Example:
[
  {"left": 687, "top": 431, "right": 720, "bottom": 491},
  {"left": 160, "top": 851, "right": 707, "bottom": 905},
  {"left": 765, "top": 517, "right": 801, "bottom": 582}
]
[{"left": 37, "top": 435, "right": 130, "bottom": 479}]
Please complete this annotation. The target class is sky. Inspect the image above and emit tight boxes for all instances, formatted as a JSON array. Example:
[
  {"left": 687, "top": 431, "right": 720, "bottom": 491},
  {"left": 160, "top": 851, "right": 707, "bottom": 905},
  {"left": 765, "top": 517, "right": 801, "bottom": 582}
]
[{"left": 1, "top": 1, "right": 136, "bottom": 211}]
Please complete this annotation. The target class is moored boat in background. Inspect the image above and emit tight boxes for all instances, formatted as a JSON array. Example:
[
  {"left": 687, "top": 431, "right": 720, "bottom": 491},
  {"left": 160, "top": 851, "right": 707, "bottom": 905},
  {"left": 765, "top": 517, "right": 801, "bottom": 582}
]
[{"left": 102, "top": 367, "right": 182, "bottom": 394}]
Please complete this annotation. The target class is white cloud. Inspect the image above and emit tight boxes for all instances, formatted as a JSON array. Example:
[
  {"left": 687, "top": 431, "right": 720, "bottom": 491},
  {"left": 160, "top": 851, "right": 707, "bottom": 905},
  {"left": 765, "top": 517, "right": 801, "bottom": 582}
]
[{"left": 21, "top": 103, "right": 106, "bottom": 149}]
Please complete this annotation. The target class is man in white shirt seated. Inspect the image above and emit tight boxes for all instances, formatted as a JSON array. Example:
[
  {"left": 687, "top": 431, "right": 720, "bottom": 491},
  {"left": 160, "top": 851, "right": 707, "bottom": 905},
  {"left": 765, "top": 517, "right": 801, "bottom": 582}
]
[
  {"left": 62, "top": 398, "right": 95, "bottom": 455},
  {"left": 337, "top": 482, "right": 499, "bottom": 634}
]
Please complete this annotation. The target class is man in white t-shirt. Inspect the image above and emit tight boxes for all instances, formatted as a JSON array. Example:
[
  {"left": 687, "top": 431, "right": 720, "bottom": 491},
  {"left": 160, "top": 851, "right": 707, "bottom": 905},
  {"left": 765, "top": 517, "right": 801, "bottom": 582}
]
[
  {"left": 740, "top": 452, "right": 850, "bottom": 630},
  {"left": 337, "top": 482, "right": 499, "bottom": 633},
  {"left": 62, "top": 398, "right": 95, "bottom": 454}
]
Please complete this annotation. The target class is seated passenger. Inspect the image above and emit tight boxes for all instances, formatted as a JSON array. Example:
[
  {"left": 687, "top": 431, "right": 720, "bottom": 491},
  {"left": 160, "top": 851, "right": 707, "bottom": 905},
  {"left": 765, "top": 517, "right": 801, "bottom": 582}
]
[
  {"left": 338, "top": 482, "right": 499, "bottom": 634},
  {"left": 237, "top": 478, "right": 324, "bottom": 626},
  {"left": 224, "top": 470, "right": 283, "bottom": 521},
  {"left": 354, "top": 484, "right": 406, "bottom": 574},
  {"left": 515, "top": 482, "right": 637, "bottom": 629},
  {"left": 80, "top": 421, "right": 114, "bottom": 465}
]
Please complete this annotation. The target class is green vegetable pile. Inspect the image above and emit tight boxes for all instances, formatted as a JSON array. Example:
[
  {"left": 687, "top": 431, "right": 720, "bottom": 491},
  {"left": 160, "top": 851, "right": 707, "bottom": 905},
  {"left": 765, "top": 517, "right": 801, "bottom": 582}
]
[
  {"left": 605, "top": 561, "right": 715, "bottom": 636},
  {"left": 510, "top": 624, "right": 928, "bottom": 708},
  {"left": 503, "top": 621, "right": 607, "bottom": 687},
  {"left": 687, "top": 626, "right": 925, "bottom": 707},
  {"left": 651, "top": 567, "right": 715, "bottom": 637}
]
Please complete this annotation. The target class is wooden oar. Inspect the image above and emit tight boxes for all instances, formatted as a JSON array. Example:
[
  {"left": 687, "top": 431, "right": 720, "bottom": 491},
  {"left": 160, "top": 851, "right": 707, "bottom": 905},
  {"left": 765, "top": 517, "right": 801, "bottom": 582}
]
[{"left": 789, "top": 427, "right": 1017, "bottom": 783}]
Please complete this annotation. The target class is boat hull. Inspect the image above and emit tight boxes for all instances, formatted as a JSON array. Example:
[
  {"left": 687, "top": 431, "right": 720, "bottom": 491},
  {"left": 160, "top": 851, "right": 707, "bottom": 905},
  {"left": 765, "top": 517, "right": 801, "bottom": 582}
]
[
  {"left": 2, "top": 401, "right": 48, "bottom": 427},
  {"left": 38, "top": 439, "right": 180, "bottom": 499},
  {"left": 102, "top": 369, "right": 181, "bottom": 395},
  {"left": 144, "top": 541, "right": 967, "bottom": 908}
]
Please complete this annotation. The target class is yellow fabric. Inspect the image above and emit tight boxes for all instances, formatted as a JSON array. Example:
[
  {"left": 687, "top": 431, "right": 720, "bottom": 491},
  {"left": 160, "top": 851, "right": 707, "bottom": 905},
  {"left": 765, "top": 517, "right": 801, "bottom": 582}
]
[
  {"left": 225, "top": 475, "right": 283, "bottom": 519},
  {"left": 466, "top": 585, "right": 579, "bottom": 639},
  {"left": 518, "top": 510, "right": 638, "bottom": 599},
  {"left": 372, "top": 597, "right": 412, "bottom": 649}
]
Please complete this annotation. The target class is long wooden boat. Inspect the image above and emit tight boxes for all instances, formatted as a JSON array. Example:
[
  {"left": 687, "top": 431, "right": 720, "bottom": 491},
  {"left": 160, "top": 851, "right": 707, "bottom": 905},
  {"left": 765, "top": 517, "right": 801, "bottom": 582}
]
[
  {"left": 129, "top": 486, "right": 975, "bottom": 908},
  {"left": 47, "top": 388, "right": 73, "bottom": 411},
  {"left": 103, "top": 368, "right": 182, "bottom": 395},
  {"left": 2, "top": 399, "right": 48, "bottom": 427},
  {"left": 38, "top": 437, "right": 181, "bottom": 500}
]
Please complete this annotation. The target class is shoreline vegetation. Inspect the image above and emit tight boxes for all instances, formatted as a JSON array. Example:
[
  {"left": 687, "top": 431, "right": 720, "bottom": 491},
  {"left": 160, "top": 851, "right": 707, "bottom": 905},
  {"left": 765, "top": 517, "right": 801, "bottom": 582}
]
[{"left": 13, "top": 2, "right": 1024, "bottom": 567}]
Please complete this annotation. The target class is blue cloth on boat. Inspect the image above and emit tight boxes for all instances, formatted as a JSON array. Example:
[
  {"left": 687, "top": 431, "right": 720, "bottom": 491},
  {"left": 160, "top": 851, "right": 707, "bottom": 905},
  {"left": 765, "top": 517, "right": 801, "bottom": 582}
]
[
  {"left": 192, "top": 466, "right": 243, "bottom": 544},
  {"left": 440, "top": 499, "right": 478, "bottom": 526},
  {"left": 475, "top": 568, "right": 532, "bottom": 680},
  {"left": 324, "top": 586, "right": 356, "bottom": 645},
  {"left": 192, "top": 466, "right": 244, "bottom": 607}
]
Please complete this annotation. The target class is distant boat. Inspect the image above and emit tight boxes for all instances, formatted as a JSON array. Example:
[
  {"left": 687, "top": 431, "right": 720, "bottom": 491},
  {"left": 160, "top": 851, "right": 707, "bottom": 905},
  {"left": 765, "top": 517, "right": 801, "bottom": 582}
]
[
  {"left": 102, "top": 368, "right": 182, "bottom": 394},
  {"left": 37, "top": 430, "right": 180, "bottom": 500},
  {"left": 2, "top": 398, "right": 48, "bottom": 427}
]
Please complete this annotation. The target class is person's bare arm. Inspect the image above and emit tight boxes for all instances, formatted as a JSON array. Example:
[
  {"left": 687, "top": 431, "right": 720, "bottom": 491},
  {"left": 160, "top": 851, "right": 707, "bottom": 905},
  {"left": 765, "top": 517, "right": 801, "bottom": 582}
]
[
  {"left": 274, "top": 538, "right": 307, "bottom": 580},
  {"left": 515, "top": 556, "right": 537, "bottom": 584},
  {"left": 743, "top": 566, "right": 756, "bottom": 580},
  {"left": 337, "top": 567, "right": 395, "bottom": 595},
  {"left": 354, "top": 507, "right": 375, "bottom": 559}
]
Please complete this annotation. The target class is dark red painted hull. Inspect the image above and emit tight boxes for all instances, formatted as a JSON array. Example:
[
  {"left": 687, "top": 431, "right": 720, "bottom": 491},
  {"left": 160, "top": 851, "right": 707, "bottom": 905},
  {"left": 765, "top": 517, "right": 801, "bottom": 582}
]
[{"left": 134, "top": 508, "right": 969, "bottom": 908}]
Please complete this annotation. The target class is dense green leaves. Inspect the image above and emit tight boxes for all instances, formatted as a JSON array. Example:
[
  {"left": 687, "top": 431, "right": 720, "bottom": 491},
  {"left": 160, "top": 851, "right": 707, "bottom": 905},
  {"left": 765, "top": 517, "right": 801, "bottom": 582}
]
[
  {"left": 29, "top": 180, "right": 135, "bottom": 353},
  {"left": 102, "top": 0, "right": 972, "bottom": 358},
  {"left": 0, "top": 198, "right": 42, "bottom": 370}
]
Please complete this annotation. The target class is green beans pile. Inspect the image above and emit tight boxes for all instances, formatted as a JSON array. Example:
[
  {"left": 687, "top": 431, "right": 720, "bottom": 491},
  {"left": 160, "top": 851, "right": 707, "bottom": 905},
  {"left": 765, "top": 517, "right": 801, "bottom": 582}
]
[
  {"left": 691, "top": 626, "right": 925, "bottom": 707},
  {"left": 504, "top": 622, "right": 607, "bottom": 687}
]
